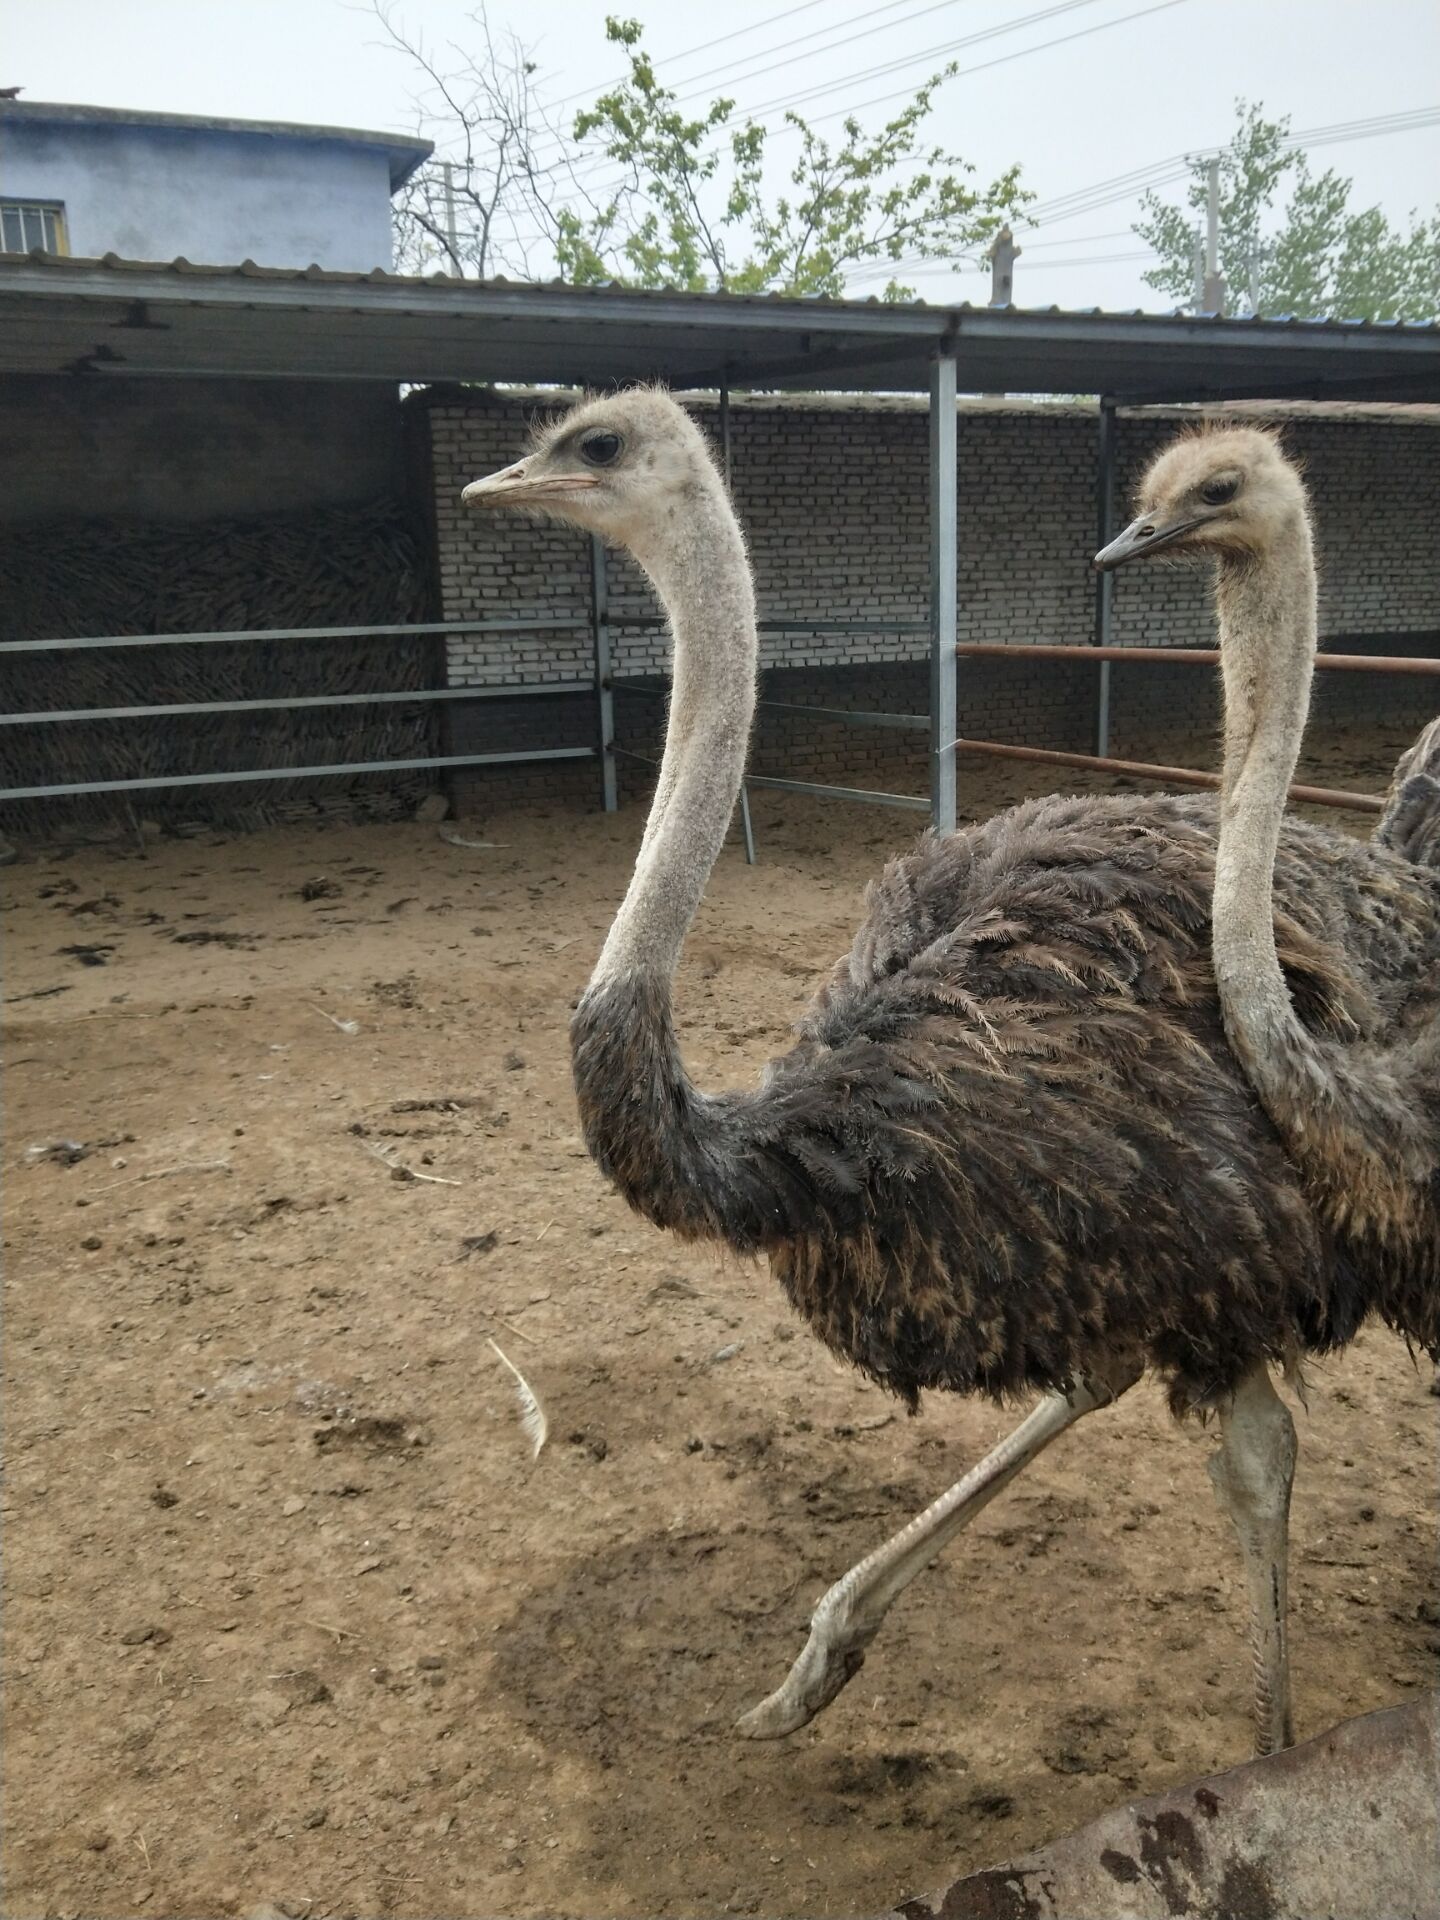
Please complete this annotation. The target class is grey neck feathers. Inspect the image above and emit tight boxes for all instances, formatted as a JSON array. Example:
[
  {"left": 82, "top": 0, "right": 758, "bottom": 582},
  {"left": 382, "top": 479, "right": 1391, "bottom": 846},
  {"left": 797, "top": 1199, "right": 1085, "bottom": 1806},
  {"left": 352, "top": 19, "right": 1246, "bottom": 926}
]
[
  {"left": 1210, "top": 514, "right": 1424, "bottom": 1233},
  {"left": 1212, "top": 517, "right": 1317, "bottom": 1032},
  {"left": 590, "top": 476, "right": 758, "bottom": 988}
]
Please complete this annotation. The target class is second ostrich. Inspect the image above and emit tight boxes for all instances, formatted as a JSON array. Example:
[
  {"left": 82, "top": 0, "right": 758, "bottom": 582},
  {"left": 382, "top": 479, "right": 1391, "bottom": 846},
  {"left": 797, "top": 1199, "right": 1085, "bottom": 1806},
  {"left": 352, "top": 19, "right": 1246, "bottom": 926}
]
[
  {"left": 463, "top": 393, "right": 1439, "bottom": 1758},
  {"left": 1095, "top": 430, "right": 1439, "bottom": 1304}
]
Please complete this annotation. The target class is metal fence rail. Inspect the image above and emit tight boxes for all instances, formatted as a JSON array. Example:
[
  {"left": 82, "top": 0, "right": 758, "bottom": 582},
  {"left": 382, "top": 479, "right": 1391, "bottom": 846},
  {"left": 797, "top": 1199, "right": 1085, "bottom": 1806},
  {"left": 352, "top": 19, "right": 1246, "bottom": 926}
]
[
  {"left": 2, "top": 613, "right": 935, "bottom": 813},
  {"left": 611, "top": 674, "right": 931, "bottom": 822},
  {"left": 1, "top": 747, "right": 596, "bottom": 803},
  {"left": 8, "top": 602, "right": 1428, "bottom": 821},
  {"left": 947, "top": 738, "right": 1383, "bottom": 814},
  {"left": 957, "top": 642, "right": 1440, "bottom": 676},
  {"left": 0, "top": 617, "right": 604, "bottom": 805}
]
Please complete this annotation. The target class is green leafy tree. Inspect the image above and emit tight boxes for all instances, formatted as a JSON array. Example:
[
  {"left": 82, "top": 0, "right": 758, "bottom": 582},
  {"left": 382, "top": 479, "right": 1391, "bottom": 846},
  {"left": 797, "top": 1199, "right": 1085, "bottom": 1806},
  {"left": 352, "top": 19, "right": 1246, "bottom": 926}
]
[
  {"left": 557, "top": 18, "right": 1028, "bottom": 299},
  {"left": 1135, "top": 100, "right": 1439, "bottom": 320}
]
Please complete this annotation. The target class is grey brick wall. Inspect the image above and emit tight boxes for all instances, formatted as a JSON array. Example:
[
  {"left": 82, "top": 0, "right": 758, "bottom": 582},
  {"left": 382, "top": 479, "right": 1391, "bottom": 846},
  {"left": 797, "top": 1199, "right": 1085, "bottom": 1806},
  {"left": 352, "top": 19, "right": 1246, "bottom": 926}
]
[{"left": 418, "top": 391, "right": 1439, "bottom": 811}]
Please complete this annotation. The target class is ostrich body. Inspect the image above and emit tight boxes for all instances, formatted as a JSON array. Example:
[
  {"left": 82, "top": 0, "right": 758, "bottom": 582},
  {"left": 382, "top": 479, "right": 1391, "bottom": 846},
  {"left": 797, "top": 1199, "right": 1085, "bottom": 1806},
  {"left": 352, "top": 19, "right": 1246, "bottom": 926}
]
[
  {"left": 463, "top": 395, "right": 1439, "bottom": 1758},
  {"left": 1096, "top": 430, "right": 1440, "bottom": 1327}
]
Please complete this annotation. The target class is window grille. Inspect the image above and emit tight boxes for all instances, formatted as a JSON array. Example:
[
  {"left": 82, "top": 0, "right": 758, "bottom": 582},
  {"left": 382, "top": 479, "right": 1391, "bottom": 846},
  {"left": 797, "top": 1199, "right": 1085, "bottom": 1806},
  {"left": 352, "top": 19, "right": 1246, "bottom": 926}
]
[{"left": 0, "top": 201, "right": 68, "bottom": 253}]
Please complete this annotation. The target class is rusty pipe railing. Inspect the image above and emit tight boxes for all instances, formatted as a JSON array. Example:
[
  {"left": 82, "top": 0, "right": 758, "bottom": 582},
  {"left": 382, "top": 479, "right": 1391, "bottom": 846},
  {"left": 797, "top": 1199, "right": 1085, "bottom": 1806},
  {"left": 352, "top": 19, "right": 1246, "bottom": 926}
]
[
  {"left": 946, "top": 737, "right": 1383, "bottom": 814},
  {"left": 956, "top": 642, "right": 1440, "bottom": 675}
]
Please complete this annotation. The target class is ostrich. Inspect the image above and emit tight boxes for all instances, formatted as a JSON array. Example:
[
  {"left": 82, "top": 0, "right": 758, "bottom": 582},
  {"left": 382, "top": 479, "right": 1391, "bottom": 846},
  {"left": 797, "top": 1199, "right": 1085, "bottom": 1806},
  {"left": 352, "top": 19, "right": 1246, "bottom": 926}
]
[
  {"left": 1095, "top": 429, "right": 1439, "bottom": 1309},
  {"left": 462, "top": 393, "right": 1440, "bottom": 1759}
]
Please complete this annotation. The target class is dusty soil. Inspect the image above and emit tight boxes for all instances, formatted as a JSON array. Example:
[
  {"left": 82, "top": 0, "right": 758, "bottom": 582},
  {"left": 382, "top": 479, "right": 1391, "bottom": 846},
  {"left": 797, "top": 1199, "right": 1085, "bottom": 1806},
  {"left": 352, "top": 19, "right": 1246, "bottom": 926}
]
[{"left": 4, "top": 735, "right": 1437, "bottom": 1920}]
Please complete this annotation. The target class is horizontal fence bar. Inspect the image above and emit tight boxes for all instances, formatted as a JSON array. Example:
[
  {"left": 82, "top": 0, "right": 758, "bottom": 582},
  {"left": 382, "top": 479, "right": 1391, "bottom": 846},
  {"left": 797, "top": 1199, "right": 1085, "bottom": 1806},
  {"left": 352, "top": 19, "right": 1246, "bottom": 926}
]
[
  {"left": 756, "top": 698, "right": 929, "bottom": 731},
  {"left": 0, "top": 616, "right": 591, "bottom": 655},
  {"left": 743, "top": 774, "right": 931, "bottom": 812},
  {"left": 612, "top": 677, "right": 927, "bottom": 732},
  {"left": 607, "top": 616, "right": 932, "bottom": 635},
  {"left": 948, "top": 737, "right": 1383, "bottom": 814},
  {"left": 0, "top": 746, "right": 594, "bottom": 803},
  {"left": 4, "top": 614, "right": 934, "bottom": 656},
  {"left": 956, "top": 643, "right": 1440, "bottom": 675},
  {"left": 0, "top": 681, "right": 595, "bottom": 727},
  {"left": 616, "top": 745, "right": 929, "bottom": 814}
]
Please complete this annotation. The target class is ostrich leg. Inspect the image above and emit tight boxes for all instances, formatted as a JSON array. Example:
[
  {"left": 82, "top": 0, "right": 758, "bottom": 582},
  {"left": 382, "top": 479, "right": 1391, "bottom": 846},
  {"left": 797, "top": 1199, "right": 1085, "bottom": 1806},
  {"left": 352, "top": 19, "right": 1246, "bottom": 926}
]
[
  {"left": 1207, "top": 1363, "right": 1297, "bottom": 1756},
  {"left": 737, "top": 1359, "right": 1142, "bottom": 1740}
]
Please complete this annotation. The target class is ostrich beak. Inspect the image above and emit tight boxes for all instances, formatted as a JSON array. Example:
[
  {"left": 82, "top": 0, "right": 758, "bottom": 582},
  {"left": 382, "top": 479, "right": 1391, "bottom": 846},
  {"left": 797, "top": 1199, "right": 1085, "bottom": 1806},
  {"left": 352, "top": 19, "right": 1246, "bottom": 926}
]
[
  {"left": 462, "top": 461, "right": 599, "bottom": 511},
  {"left": 1094, "top": 512, "right": 1204, "bottom": 571}
]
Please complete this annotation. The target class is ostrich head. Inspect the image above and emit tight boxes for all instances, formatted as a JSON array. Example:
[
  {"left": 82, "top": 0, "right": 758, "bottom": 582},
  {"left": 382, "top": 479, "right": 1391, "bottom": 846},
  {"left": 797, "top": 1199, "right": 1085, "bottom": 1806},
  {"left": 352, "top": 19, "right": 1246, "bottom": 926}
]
[
  {"left": 1094, "top": 427, "right": 1308, "bottom": 572},
  {"left": 461, "top": 388, "right": 724, "bottom": 552}
]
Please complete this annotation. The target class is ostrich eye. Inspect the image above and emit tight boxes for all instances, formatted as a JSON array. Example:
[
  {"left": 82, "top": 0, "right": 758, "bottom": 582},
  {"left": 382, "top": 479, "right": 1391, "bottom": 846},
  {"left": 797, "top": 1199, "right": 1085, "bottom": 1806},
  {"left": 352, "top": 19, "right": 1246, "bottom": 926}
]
[
  {"left": 1200, "top": 475, "right": 1239, "bottom": 506},
  {"left": 580, "top": 430, "right": 624, "bottom": 468}
]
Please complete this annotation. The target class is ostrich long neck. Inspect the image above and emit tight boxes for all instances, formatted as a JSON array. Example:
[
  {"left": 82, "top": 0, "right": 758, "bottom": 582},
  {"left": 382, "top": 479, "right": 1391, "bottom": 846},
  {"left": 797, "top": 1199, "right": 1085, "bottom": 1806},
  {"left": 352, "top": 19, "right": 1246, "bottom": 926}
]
[
  {"left": 592, "top": 487, "right": 757, "bottom": 988},
  {"left": 1211, "top": 518, "right": 1420, "bottom": 1232},
  {"left": 570, "top": 473, "right": 768, "bottom": 1245},
  {"left": 1211, "top": 519, "right": 1317, "bottom": 1041}
]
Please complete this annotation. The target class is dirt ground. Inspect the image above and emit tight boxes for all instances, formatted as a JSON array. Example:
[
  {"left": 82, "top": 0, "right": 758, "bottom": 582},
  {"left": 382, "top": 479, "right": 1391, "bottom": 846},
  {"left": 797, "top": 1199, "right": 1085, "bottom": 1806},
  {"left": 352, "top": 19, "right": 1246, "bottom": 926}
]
[{"left": 4, "top": 733, "right": 1437, "bottom": 1920}]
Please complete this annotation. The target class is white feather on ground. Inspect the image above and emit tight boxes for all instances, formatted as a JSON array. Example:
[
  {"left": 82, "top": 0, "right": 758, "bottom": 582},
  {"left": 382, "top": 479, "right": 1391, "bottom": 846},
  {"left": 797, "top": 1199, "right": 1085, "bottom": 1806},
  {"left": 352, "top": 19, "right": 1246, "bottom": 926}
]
[{"left": 487, "top": 1338, "right": 548, "bottom": 1460}]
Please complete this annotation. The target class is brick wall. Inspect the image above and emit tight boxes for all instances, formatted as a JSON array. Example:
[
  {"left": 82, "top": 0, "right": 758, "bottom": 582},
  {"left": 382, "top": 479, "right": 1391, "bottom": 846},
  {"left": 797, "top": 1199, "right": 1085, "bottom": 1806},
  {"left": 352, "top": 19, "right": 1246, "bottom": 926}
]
[{"left": 417, "top": 390, "right": 1440, "bottom": 812}]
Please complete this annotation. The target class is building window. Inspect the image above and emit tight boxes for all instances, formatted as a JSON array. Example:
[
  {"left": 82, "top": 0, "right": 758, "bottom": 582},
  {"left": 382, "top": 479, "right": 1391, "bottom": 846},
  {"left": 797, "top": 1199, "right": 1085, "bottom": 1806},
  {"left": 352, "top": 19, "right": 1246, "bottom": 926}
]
[{"left": 1, "top": 201, "right": 69, "bottom": 254}]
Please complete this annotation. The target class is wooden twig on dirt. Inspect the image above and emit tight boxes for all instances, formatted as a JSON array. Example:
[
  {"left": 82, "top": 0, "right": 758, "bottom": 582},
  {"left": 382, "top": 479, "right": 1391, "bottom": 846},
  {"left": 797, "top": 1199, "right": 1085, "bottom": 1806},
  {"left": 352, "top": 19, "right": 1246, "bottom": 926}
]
[
  {"left": 359, "top": 1140, "right": 461, "bottom": 1187},
  {"left": 91, "top": 1159, "right": 232, "bottom": 1195},
  {"left": 307, "top": 1002, "right": 360, "bottom": 1035},
  {"left": 303, "top": 1618, "right": 358, "bottom": 1641},
  {"left": 439, "top": 827, "right": 509, "bottom": 850}
]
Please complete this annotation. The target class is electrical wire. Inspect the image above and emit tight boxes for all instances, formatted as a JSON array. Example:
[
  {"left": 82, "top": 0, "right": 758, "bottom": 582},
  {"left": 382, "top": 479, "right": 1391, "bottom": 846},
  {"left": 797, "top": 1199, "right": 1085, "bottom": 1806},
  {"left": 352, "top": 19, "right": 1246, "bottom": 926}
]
[
  {"left": 724, "top": 0, "right": 1111, "bottom": 121},
  {"left": 658, "top": 0, "right": 980, "bottom": 100},
  {"left": 1028, "top": 104, "right": 1440, "bottom": 228},
  {"left": 559, "top": 0, "right": 1158, "bottom": 203},
  {"left": 526, "top": 0, "right": 977, "bottom": 147},
  {"left": 793, "top": 0, "right": 1187, "bottom": 132}
]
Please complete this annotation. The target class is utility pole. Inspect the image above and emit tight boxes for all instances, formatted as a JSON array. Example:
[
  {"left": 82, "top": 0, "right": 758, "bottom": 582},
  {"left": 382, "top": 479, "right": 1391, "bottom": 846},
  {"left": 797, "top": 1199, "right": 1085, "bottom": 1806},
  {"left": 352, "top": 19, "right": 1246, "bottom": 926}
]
[
  {"left": 1192, "top": 227, "right": 1206, "bottom": 312},
  {"left": 986, "top": 225, "right": 1020, "bottom": 306},
  {"left": 441, "top": 161, "right": 460, "bottom": 271},
  {"left": 1247, "top": 247, "right": 1261, "bottom": 317},
  {"left": 1202, "top": 156, "right": 1226, "bottom": 314}
]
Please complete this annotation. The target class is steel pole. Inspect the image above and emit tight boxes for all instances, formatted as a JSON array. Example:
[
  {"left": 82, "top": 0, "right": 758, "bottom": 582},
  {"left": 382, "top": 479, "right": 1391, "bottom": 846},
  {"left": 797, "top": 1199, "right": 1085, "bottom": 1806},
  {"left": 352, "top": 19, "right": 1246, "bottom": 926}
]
[
  {"left": 590, "top": 534, "right": 618, "bottom": 812},
  {"left": 718, "top": 378, "right": 754, "bottom": 860},
  {"left": 929, "top": 347, "right": 959, "bottom": 834},
  {"left": 1093, "top": 397, "right": 1117, "bottom": 758},
  {"left": 719, "top": 378, "right": 733, "bottom": 485}
]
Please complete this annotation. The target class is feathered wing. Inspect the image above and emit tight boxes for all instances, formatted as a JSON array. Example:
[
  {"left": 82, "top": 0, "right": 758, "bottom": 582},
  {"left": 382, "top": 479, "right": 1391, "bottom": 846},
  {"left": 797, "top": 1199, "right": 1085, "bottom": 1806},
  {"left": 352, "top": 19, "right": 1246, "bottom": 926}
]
[
  {"left": 1375, "top": 715, "right": 1440, "bottom": 871},
  {"left": 577, "top": 793, "right": 1430, "bottom": 1411}
]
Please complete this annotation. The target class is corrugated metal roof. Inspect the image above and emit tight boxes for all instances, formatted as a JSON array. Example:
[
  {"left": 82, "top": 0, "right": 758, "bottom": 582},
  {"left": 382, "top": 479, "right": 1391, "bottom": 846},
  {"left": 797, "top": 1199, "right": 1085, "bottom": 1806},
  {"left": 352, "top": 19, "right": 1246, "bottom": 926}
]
[
  {"left": 0, "top": 250, "right": 1436, "bottom": 401},
  {"left": 0, "top": 101, "right": 433, "bottom": 190}
]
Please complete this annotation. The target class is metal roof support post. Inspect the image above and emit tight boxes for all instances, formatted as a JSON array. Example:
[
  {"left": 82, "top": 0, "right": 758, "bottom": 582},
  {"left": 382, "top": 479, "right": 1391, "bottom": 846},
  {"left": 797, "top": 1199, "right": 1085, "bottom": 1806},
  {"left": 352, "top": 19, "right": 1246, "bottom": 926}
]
[
  {"left": 929, "top": 345, "right": 959, "bottom": 834},
  {"left": 590, "top": 535, "right": 618, "bottom": 812},
  {"left": 719, "top": 374, "right": 757, "bottom": 862},
  {"left": 1093, "top": 396, "right": 1117, "bottom": 758}
]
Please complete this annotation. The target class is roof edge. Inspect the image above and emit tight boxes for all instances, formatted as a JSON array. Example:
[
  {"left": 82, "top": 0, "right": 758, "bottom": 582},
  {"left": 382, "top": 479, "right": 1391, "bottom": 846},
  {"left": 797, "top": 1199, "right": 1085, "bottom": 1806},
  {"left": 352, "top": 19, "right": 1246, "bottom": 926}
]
[{"left": 0, "top": 99, "right": 434, "bottom": 190}]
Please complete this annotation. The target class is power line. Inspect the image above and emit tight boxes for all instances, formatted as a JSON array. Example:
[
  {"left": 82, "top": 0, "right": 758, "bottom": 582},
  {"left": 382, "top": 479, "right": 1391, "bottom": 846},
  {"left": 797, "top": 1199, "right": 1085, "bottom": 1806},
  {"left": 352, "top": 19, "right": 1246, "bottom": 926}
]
[
  {"left": 662, "top": 0, "right": 978, "bottom": 100},
  {"left": 697, "top": 0, "right": 1109, "bottom": 123},
  {"left": 566, "top": 0, "right": 1161, "bottom": 204},
  {"left": 1027, "top": 104, "right": 1440, "bottom": 229},
  {"left": 769, "top": 0, "right": 1188, "bottom": 133},
  {"left": 530, "top": 0, "right": 968, "bottom": 139}
]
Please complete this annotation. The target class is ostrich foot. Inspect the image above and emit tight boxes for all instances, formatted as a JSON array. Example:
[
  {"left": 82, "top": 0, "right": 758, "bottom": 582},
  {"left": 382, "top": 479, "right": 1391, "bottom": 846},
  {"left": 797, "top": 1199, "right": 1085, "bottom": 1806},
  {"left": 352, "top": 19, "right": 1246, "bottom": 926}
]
[
  {"left": 735, "top": 1366, "right": 1137, "bottom": 1742},
  {"left": 735, "top": 1589, "right": 878, "bottom": 1739}
]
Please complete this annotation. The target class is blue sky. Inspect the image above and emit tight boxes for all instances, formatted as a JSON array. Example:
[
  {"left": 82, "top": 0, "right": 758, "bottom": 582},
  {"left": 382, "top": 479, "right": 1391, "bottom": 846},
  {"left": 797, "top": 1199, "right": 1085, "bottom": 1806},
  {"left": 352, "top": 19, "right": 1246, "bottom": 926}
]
[{"left": 9, "top": 0, "right": 1439, "bottom": 308}]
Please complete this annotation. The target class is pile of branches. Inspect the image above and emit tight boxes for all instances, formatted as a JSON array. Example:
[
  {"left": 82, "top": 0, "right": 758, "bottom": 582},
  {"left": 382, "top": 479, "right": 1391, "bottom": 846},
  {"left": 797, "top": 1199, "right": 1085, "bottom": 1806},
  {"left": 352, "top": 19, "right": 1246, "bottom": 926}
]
[{"left": 0, "top": 500, "right": 438, "bottom": 835}]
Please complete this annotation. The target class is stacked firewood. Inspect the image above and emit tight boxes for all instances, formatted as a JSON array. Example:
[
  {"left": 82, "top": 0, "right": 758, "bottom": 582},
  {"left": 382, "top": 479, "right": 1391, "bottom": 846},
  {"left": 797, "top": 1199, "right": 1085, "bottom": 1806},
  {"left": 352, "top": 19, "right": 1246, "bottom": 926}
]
[{"left": 0, "top": 500, "right": 439, "bottom": 833}]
